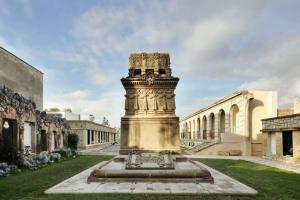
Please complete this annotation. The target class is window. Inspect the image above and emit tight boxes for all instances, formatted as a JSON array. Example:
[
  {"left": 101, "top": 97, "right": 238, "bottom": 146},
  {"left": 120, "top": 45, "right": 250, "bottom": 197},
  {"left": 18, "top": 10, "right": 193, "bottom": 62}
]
[
  {"left": 134, "top": 69, "right": 141, "bottom": 76},
  {"left": 159, "top": 68, "right": 166, "bottom": 75},
  {"left": 91, "top": 130, "right": 94, "bottom": 144},
  {"left": 87, "top": 130, "right": 90, "bottom": 145}
]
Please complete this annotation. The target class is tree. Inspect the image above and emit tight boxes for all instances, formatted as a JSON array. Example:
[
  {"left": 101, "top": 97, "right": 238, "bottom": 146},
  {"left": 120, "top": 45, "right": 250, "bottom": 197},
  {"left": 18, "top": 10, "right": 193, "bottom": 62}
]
[
  {"left": 48, "top": 107, "right": 60, "bottom": 112},
  {"left": 63, "top": 108, "right": 72, "bottom": 113}
]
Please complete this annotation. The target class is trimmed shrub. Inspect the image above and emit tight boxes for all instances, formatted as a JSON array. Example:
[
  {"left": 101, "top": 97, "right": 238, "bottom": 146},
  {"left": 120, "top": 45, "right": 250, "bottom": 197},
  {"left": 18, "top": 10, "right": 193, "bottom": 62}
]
[
  {"left": 53, "top": 148, "right": 74, "bottom": 158},
  {"left": 18, "top": 151, "right": 62, "bottom": 169},
  {"left": 67, "top": 134, "right": 78, "bottom": 150},
  {"left": 0, "top": 162, "right": 18, "bottom": 176}
]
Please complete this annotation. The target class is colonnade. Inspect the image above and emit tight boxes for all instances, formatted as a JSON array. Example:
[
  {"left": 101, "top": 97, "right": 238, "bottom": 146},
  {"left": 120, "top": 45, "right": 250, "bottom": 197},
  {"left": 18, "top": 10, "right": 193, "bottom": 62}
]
[
  {"left": 180, "top": 104, "right": 241, "bottom": 141},
  {"left": 87, "top": 129, "right": 116, "bottom": 145}
]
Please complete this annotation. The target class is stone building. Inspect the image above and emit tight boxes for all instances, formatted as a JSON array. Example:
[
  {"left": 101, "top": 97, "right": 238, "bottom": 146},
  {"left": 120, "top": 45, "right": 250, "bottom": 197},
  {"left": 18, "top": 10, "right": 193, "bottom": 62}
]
[
  {"left": 36, "top": 111, "right": 70, "bottom": 152},
  {"left": 180, "top": 90, "right": 277, "bottom": 156},
  {"left": 0, "top": 47, "right": 43, "bottom": 110},
  {"left": 68, "top": 120, "right": 117, "bottom": 150},
  {"left": 261, "top": 98, "right": 300, "bottom": 162},
  {"left": 0, "top": 47, "right": 68, "bottom": 160}
]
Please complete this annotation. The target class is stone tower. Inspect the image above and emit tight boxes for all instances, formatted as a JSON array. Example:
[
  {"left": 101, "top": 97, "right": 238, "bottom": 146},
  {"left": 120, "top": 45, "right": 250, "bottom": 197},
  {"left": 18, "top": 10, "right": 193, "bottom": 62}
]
[{"left": 120, "top": 52, "right": 180, "bottom": 154}]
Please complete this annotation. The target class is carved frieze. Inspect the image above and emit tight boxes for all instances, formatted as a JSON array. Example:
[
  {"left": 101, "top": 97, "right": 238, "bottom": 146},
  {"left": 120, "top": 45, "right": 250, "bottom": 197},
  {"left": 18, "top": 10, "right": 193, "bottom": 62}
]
[{"left": 124, "top": 88, "right": 176, "bottom": 115}]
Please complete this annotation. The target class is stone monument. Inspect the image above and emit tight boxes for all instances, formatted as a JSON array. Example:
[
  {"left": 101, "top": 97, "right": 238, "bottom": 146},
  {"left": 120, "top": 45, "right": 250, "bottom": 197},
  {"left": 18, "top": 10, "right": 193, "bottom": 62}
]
[
  {"left": 120, "top": 52, "right": 180, "bottom": 154},
  {"left": 88, "top": 52, "right": 213, "bottom": 183}
]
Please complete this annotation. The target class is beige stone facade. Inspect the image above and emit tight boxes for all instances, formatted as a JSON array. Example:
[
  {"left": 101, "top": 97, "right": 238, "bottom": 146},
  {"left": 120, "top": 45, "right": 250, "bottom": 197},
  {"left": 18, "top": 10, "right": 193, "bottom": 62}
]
[
  {"left": 0, "top": 47, "right": 43, "bottom": 110},
  {"left": 37, "top": 112, "right": 70, "bottom": 152},
  {"left": 120, "top": 52, "right": 180, "bottom": 154},
  {"left": 180, "top": 90, "right": 277, "bottom": 156},
  {"left": 261, "top": 112, "right": 300, "bottom": 163},
  {"left": 68, "top": 120, "right": 117, "bottom": 150}
]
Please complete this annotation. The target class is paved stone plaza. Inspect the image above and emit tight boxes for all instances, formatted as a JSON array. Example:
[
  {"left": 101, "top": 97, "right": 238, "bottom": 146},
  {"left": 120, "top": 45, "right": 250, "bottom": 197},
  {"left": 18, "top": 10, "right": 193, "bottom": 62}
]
[{"left": 45, "top": 160, "right": 257, "bottom": 195}]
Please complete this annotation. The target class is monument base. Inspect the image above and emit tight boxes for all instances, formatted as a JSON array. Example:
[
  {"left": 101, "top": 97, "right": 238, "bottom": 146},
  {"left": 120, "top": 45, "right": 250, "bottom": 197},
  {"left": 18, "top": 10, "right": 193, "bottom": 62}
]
[
  {"left": 120, "top": 116, "right": 181, "bottom": 154},
  {"left": 88, "top": 153, "right": 214, "bottom": 183}
]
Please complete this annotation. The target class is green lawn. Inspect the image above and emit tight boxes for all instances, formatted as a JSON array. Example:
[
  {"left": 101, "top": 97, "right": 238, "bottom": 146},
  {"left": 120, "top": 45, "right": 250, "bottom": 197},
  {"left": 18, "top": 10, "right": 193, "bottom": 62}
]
[{"left": 0, "top": 156, "right": 299, "bottom": 200}]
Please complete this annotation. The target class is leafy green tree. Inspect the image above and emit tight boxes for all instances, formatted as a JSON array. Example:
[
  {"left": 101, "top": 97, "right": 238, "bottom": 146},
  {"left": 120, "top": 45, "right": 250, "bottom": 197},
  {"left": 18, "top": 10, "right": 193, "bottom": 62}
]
[
  {"left": 63, "top": 108, "right": 72, "bottom": 113},
  {"left": 48, "top": 107, "right": 60, "bottom": 112}
]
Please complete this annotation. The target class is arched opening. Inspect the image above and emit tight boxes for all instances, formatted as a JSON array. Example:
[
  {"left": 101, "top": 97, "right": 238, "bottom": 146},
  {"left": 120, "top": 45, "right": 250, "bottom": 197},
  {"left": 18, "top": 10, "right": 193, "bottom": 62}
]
[
  {"left": 197, "top": 118, "right": 201, "bottom": 139},
  {"left": 184, "top": 122, "right": 188, "bottom": 139},
  {"left": 134, "top": 69, "right": 141, "bottom": 76},
  {"left": 230, "top": 104, "right": 239, "bottom": 133},
  {"left": 192, "top": 120, "right": 195, "bottom": 139},
  {"left": 159, "top": 68, "right": 166, "bottom": 75},
  {"left": 189, "top": 121, "right": 192, "bottom": 139},
  {"left": 202, "top": 116, "right": 207, "bottom": 140},
  {"left": 209, "top": 113, "right": 215, "bottom": 139},
  {"left": 218, "top": 109, "right": 225, "bottom": 133}
]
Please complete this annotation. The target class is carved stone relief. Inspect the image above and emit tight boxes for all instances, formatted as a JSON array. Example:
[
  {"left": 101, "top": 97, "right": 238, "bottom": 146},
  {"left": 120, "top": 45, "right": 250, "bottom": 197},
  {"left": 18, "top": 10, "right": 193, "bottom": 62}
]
[{"left": 124, "top": 88, "right": 176, "bottom": 114}]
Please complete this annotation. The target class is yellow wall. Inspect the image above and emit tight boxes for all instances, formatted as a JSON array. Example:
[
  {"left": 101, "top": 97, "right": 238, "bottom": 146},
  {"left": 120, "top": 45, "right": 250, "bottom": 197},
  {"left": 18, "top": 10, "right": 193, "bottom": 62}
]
[
  {"left": 293, "top": 131, "right": 300, "bottom": 162},
  {"left": 249, "top": 91, "right": 277, "bottom": 141}
]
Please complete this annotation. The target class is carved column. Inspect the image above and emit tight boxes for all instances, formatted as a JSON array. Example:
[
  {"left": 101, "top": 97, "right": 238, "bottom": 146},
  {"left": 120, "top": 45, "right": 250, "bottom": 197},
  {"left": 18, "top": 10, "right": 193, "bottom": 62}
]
[
  {"left": 225, "top": 112, "right": 230, "bottom": 134},
  {"left": 207, "top": 117, "right": 211, "bottom": 141}
]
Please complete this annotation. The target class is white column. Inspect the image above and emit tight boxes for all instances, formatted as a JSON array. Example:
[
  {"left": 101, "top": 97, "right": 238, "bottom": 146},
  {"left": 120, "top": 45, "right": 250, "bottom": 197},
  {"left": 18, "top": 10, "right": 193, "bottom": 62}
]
[{"left": 214, "top": 114, "right": 219, "bottom": 141}]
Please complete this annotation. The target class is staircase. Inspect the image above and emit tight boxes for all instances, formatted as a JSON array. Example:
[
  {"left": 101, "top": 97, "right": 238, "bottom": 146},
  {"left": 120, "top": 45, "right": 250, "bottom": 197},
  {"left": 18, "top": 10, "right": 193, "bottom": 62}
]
[{"left": 184, "top": 140, "right": 219, "bottom": 154}]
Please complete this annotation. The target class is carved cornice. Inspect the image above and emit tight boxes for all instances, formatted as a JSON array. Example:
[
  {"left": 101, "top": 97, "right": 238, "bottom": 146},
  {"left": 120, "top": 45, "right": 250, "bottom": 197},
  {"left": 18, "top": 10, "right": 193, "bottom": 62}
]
[{"left": 121, "top": 78, "right": 179, "bottom": 88}]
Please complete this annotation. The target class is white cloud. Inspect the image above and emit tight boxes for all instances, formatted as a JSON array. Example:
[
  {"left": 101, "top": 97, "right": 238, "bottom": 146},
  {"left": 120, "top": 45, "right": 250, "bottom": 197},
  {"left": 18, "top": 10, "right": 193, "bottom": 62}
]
[
  {"left": 239, "top": 36, "right": 300, "bottom": 107},
  {"left": 50, "top": 49, "right": 110, "bottom": 86},
  {"left": 48, "top": 0, "right": 299, "bottom": 120},
  {"left": 67, "top": 90, "right": 91, "bottom": 98}
]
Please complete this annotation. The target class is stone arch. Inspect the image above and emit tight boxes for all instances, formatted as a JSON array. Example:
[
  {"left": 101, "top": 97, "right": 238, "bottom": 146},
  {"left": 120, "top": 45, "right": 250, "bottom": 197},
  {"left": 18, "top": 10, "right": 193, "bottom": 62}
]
[
  {"left": 230, "top": 104, "right": 239, "bottom": 133},
  {"left": 188, "top": 121, "right": 192, "bottom": 139},
  {"left": 202, "top": 115, "right": 207, "bottom": 140},
  {"left": 209, "top": 112, "right": 215, "bottom": 139},
  {"left": 218, "top": 109, "right": 225, "bottom": 133}
]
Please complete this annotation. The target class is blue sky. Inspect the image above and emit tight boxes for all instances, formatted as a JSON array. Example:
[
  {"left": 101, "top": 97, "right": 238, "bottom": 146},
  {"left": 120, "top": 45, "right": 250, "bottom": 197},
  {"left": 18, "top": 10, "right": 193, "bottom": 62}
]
[{"left": 0, "top": 0, "right": 300, "bottom": 127}]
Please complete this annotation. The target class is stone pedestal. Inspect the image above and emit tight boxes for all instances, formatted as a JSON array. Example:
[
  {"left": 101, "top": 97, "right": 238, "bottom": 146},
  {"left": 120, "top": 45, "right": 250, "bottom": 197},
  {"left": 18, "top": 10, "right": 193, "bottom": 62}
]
[
  {"left": 119, "top": 52, "right": 180, "bottom": 154},
  {"left": 120, "top": 116, "right": 180, "bottom": 154},
  {"left": 88, "top": 153, "right": 213, "bottom": 183}
]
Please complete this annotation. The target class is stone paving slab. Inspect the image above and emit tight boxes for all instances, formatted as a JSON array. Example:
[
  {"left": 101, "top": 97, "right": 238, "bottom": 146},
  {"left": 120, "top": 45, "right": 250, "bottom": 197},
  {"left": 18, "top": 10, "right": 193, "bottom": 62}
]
[{"left": 45, "top": 161, "right": 257, "bottom": 195}]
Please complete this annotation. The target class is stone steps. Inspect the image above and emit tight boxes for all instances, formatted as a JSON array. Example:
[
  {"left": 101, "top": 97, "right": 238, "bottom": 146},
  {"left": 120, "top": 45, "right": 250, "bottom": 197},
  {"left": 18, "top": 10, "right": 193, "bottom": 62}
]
[{"left": 185, "top": 141, "right": 219, "bottom": 154}]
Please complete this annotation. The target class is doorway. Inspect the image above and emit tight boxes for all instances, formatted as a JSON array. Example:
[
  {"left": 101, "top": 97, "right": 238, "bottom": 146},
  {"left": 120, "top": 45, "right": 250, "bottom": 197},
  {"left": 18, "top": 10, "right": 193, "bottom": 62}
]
[
  {"left": 1, "top": 119, "right": 17, "bottom": 162},
  {"left": 40, "top": 130, "right": 48, "bottom": 151},
  {"left": 24, "top": 122, "right": 32, "bottom": 149},
  {"left": 282, "top": 131, "right": 293, "bottom": 156}
]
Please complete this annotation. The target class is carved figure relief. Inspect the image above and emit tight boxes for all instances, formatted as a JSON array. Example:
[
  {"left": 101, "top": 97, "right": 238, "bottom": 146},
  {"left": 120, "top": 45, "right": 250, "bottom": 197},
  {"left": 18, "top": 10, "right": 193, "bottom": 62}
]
[
  {"left": 124, "top": 88, "right": 176, "bottom": 114},
  {"left": 150, "top": 92, "right": 158, "bottom": 111}
]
